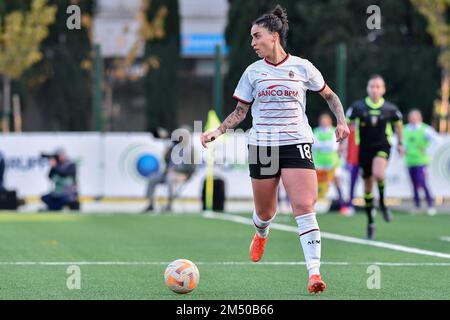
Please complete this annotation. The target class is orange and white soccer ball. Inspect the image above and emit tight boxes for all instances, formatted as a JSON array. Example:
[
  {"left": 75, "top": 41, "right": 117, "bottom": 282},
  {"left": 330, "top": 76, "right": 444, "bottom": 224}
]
[{"left": 164, "top": 259, "right": 200, "bottom": 294}]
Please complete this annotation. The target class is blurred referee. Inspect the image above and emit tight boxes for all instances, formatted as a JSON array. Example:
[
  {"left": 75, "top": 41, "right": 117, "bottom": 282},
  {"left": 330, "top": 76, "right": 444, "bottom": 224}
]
[{"left": 346, "top": 75, "right": 404, "bottom": 239}]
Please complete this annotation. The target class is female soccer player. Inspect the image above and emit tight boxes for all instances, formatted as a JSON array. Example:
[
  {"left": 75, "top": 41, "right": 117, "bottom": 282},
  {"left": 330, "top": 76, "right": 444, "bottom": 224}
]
[{"left": 200, "top": 5, "right": 349, "bottom": 294}]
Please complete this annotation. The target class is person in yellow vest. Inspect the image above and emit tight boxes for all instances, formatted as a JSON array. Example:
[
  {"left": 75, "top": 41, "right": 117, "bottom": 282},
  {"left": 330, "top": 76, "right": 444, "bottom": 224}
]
[
  {"left": 313, "top": 113, "right": 347, "bottom": 214},
  {"left": 404, "top": 109, "right": 440, "bottom": 215}
]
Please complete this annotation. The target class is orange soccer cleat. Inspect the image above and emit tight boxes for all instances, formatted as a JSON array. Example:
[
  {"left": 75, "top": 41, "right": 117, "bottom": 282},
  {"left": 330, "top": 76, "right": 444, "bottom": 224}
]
[
  {"left": 249, "top": 232, "right": 269, "bottom": 262},
  {"left": 308, "top": 274, "right": 327, "bottom": 295}
]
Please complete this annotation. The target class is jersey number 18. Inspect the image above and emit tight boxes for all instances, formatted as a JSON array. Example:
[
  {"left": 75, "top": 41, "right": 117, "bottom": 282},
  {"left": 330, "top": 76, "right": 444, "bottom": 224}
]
[{"left": 297, "top": 144, "right": 312, "bottom": 160}]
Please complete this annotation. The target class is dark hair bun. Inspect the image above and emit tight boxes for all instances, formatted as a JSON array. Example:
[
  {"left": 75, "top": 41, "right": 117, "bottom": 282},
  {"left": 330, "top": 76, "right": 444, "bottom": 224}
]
[
  {"left": 272, "top": 5, "right": 288, "bottom": 27},
  {"left": 253, "top": 4, "right": 289, "bottom": 47}
]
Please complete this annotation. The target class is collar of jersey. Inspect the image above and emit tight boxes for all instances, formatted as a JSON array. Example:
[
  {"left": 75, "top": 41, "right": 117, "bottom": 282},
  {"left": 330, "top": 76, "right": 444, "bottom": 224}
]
[
  {"left": 319, "top": 126, "right": 333, "bottom": 132},
  {"left": 264, "top": 53, "right": 290, "bottom": 67},
  {"left": 409, "top": 123, "right": 424, "bottom": 130},
  {"left": 365, "top": 96, "right": 385, "bottom": 109}
]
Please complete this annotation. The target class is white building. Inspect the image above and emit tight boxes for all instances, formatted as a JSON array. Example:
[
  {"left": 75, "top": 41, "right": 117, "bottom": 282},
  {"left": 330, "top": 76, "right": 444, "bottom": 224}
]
[{"left": 94, "top": 0, "right": 229, "bottom": 62}]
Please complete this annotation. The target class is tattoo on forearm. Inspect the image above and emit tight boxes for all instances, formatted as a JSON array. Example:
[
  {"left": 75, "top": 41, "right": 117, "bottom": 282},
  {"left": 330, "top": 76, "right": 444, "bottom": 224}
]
[
  {"left": 218, "top": 104, "right": 249, "bottom": 134},
  {"left": 324, "top": 92, "right": 346, "bottom": 124}
]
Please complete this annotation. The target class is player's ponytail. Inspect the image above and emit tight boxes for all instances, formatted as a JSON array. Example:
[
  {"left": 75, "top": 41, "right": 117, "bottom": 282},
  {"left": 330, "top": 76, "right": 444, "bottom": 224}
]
[{"left": 253, "top": 4, "right": 289, "bottom": 48}]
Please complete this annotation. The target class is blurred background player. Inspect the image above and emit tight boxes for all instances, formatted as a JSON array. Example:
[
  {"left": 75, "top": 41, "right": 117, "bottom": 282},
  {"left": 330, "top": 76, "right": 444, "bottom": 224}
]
[
  {"left": 404, "top": 109, "right": 440, "bottom": 215},
  {"left": 344, "top": 123, "right": 360, "bottom": 215},
  {"left": 313, "top": 113, "right": 348, "bottom": 214},
  {"left": 346, "top": 75, "right": 404, "bottom": 240},
  {"left": 201, "top": 5, "right": 349, "bottom": 294}
]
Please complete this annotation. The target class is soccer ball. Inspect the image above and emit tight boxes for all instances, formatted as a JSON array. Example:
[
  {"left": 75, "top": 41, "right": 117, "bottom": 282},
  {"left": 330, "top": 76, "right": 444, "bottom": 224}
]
[{"left": 164, "top": 259, "right": 200, "bottom": 294}]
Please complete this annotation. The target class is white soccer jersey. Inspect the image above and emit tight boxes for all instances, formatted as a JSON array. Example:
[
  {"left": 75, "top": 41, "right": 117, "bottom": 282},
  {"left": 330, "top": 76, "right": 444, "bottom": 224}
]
[{"left": 233, "top": 54, "right": 326, "bottom": 146}]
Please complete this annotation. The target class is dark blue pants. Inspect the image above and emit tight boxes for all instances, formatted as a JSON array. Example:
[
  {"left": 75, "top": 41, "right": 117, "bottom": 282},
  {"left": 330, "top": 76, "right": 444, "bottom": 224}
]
[
  {"left": 347, "top": 164, "right": 359, "bottom": 207},
  {"left": 408, "top": 165, "right": 433, "bottom": 208},
  {"left": 42, "top": 194, "right": 77, "bottom": 211}
]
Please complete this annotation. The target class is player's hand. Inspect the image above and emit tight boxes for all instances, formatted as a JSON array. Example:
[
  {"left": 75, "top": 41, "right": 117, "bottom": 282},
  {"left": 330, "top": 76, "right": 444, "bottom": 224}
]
[
  {"left": 200, "top": 129, "right": 221, "bottom": 149},
  {"left": 397, "top": 144, "right": 405, "bottom": 156},
  {"left": 335, "top": 123, "right": 350, "bottom": 143}
]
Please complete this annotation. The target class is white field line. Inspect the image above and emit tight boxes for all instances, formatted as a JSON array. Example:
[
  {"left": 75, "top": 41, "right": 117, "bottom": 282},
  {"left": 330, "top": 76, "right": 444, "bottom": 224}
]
[
  {"left": 202, "top": 212, "right": 450, "bottom": 260},
  {"left": 440, "top": 237, "right": 450, "bottom": 242},
  {"left": 0, "top": 261, "right": 450, "bottom": 267}
]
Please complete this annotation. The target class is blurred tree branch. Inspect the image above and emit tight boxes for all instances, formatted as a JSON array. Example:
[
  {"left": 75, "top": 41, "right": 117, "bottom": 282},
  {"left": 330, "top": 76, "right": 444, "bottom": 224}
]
[
  {"left": 0, "top": 0, "right": 56, "bottom": 132},
  {"left": 111, "top": 0, "right": 167, "bottom": 81},
  {"left": 410, "top": 0, "right": 450, "bottom": 132},
  {"left": 104, "top": 0, "right": 169, "bottom": 132}
]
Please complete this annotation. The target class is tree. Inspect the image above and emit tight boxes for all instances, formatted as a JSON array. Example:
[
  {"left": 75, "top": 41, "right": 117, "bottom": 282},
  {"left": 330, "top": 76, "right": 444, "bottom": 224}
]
[
  {"left": 26, "top": 0, "right": 94, "bottom": 131},
  {"left": 144, "top": 0, "right": 180, "bottom": 132},
  {"left": 410, "top": 0, "right": 450, "bottom": 132},
  {"left": 101, "top": 0, "right": 167, "bottom": 132},
  {"left": 0, "top": 0, "right": 56, "bottom": 132}
]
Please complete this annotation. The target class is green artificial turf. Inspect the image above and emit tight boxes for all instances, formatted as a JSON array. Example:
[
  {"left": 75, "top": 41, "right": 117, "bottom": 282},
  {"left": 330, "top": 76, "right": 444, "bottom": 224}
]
[{"left": 0, "top": 211, "right": 449, "bottom": 300}]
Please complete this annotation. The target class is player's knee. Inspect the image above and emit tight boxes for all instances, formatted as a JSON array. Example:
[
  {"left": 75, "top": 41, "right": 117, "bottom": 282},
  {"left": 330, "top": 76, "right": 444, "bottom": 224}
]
[
  {"left": 256, "top": 208, "right": 277, "bottom": 221},
  {"left": 374, "top": 173, "right": 385, "bottom": 182},
  {"left": 292, "top": 200, "right": 315, "bottom": 215}
]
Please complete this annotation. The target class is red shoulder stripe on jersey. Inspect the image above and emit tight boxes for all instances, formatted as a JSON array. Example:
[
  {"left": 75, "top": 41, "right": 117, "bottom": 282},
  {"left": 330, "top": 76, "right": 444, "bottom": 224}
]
[{"left": 232, "top": 95, "right": 253, "bottom": 105}]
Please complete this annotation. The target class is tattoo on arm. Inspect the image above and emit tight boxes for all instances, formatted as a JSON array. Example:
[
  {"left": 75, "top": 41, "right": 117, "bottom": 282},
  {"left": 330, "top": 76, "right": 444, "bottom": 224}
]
[
  {"left": 323, "top": 91, "right": 346, "bottom": 124},
  {"left": 218, "top": 103, "right": 250, "bottom": 134}
]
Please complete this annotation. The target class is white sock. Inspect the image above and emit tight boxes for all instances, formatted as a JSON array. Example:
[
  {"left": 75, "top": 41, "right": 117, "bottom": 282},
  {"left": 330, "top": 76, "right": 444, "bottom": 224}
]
[
  {"left": 252, "top": 210, "right": 276, "bottom": 238},
  {"left": 295, "top": 213, "right": 321, "bottom": 276}
]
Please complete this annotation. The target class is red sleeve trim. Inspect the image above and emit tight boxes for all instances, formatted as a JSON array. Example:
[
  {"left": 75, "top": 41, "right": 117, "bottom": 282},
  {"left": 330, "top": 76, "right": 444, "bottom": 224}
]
[
  {"left": 233, "top": 95, "right": 253, "bottom": 105},
  {"left": 312, "top": 83, "right": 327, "bottom": 93}
]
